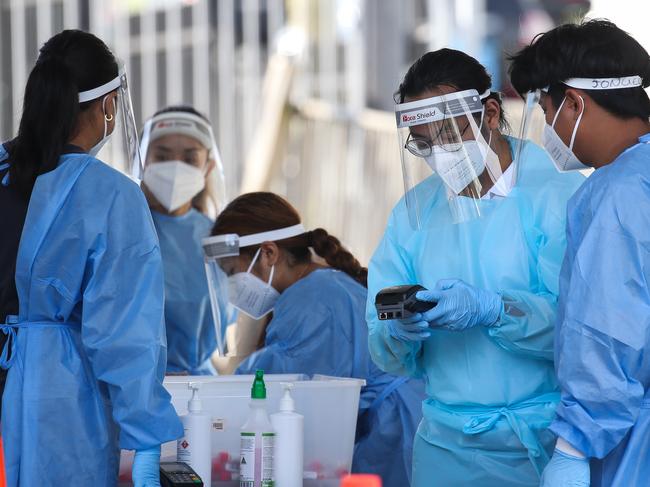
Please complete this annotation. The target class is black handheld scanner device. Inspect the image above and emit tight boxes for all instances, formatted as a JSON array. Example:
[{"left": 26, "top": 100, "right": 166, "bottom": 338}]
[
  {"left": 374, "top": 284, "right": 437, "bottom": 320},
  {"left": 159, "top": 461, "right": 204, "bottom": 487}
]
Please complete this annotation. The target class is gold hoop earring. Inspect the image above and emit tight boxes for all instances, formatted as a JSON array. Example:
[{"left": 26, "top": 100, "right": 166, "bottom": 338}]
[{"left": 105, "top": 113, "right": 114, "bottom": 122}]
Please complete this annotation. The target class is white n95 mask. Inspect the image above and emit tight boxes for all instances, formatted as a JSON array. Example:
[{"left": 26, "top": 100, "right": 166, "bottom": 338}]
[
  {"left": 542, "top": 96, "right": 589, "bottom": 172},
  {"left": 143, "top": 160, "right": 205, "bottom": 212},
  {"left": 425, "top": 138, "right": 497, "bottom": 195},
  {"left": 227, "top": 248, "right": 280, "bottom": 320}
]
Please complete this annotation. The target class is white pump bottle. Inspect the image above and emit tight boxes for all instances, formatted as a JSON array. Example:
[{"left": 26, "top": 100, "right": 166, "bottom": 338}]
[
  {"left": 270, "top": 383, "right": 304, "bottom": 487},
  {"left": 177, "top": 382, "right": 211, "bottom": 486}
]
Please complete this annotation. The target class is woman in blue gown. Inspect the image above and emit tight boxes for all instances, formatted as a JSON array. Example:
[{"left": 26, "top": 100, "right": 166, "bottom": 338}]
[
  {"left": 206, "top": 192, "right": 425, "bottom": 487},
  {"left": 0, "top": 30, "right": 181, "bottom": 487},
  {"left": 140, "top": 106, "right": 234, "bottom": 374}
]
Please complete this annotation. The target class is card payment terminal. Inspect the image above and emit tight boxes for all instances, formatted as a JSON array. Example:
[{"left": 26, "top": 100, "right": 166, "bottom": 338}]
[
  {"left": 159, "top": 461, "right": 203, "bottom": 487},
  {"left": 374, "top": 284, "right": 436, "bottom": 320}
]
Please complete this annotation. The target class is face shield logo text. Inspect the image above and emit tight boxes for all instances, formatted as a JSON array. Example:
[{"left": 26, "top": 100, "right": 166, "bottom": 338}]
[
  {"left": 155, "top": 121, "right": 196, "bottom": 130},
  {"left": 416, "top": 109, "right": 440, "bottom": 121},
  {"left": 401, "top": 107, "right": 441, "bottom": 125}
]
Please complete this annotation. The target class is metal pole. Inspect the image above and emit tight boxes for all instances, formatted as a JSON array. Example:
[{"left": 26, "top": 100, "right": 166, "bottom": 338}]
[
  {"left": 165, "top": 0, "right": 183, "bottom": 105},
  {"left": 217, "top": 0, "right": 237, "bottom": 186},
  {"left": 9, "top": 0, "right": 27, "bottom": 133},
  {"left": 141, "top": 3, "right": 158, "bottom": 120},
  {"left": 63, "top": 0, "right": 80, "bottom": 29},
  {"left": 36, "top": 0, "right": 53, "bottom": 48},
  {"left": 191, "top": 0, "right": 210, "bottom": 112}
]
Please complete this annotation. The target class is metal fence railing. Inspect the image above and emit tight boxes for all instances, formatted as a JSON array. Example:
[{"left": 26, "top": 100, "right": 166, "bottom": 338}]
[
  {"left": 1, "top": 0, "right": 287, "bottom": 186},
  {"left": 1, "top": 0, "right": 502, "bottom": 262}
]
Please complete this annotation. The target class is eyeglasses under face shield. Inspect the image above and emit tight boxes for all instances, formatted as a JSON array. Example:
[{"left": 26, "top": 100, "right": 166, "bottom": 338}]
[{"left": 394, "top": 88, "right": 505, "bottom": 227}]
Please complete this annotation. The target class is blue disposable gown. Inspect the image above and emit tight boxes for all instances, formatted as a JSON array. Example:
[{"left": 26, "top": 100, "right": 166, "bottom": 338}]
[
  {"left": 0, "top": 147, "right": 183, "bottom": 487},
  {"left": 551, "top": 134, "right": 650, "bottom": 487},
  {"left": 151, "top": 209, "right": 234, "bottom": 375},
  {"left": 367, "top": 138, "right": 585, "bottom": 487},
  {"left": 236, "top": 269, "right": 425, "bottom": 487}
]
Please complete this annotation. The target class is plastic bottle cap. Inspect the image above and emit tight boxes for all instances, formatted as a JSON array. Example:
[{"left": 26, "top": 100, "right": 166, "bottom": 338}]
[
  {"left": 251, "top": 370, "right": 266, "bottom": 399},
  {"left": 279, "top": 383, "right": 295, "bottom": 412},
  {"left": 340, "top": 474, "right": 382, "bottom": 487},
  {"left": 188, "top": 382, "right": 202, "bottom": 413}
]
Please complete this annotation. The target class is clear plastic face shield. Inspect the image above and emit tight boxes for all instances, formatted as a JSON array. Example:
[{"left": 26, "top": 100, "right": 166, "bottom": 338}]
[
  {"left": 79, "top": 65, "right": 143, "bottom": 180},
  {"left": 517, "top": 76, "right": 644, "bottom": 173},
  {"left": 201, "top": 224, "right": 306, "bottom": 354},
  {"left": 395, "top": 89, "right": 504, "bottom": 228},
  {"left": 139, "top": 111, "right": 227, "bottom": 216}
]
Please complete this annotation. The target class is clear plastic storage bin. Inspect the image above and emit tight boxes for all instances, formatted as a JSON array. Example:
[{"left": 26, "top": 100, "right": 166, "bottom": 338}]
[{"left": 118, "top": 374, "right": 365, "bottom": 486}]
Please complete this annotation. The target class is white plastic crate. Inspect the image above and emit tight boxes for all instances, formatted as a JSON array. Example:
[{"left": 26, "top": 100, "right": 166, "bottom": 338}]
[{"left": 118, "top": 374, "right": 365, "bottom": 486}]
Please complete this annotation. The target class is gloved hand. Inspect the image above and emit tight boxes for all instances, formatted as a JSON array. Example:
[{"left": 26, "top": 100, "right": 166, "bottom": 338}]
[
  {"left": 540, "top": 448, "right": 591, "bottom": 487},
  {"left": 132, "top": 445, "right": 162, "bottom": 487},
  {"left": 415, "top": 279, "right": 502, "bottom": 331},
  {"left": 386, "top": 315, "right": 431, "bottom": 342}
]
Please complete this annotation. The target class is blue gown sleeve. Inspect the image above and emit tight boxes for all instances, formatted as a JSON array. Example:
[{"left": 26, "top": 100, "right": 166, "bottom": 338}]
[
  {"left": 487, "top": 204, "right": 567, "bottom": 361},
  {"left": 236, "top": 300, "right": 338, "bottom": 376},
  {"left": 550, "top": 180, "right": 650, "bottom": 458},
  {"left": 82, "top": 188, "right": 182, "bottom": 450},
  {"left": 366, "top": 214, "right": 424, "bottom": 378}
]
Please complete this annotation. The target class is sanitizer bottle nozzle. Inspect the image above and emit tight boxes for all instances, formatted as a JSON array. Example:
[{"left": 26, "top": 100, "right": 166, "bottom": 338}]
[
  {"left": 279, "top": 383, "right": 295, "bottom": 412},
  {"left": 188, "top": 382, "right": 202, "bottom": 413}
]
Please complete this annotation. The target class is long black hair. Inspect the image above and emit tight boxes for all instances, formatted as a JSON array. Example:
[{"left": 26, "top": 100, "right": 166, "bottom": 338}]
[
  {"left": 7, "top": 29, "right": 118, "bottom": 199},
  {"left": 396, "top": 48, "right": 509, "bottom": 130},
  {"left": 509, "top": 19, "right": 650, "bottom": 120}
]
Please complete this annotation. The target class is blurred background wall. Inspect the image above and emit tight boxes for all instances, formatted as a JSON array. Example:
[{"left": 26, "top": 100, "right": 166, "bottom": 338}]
[{"left": 0, "top": 0, "right": 604, "bottom": 263}]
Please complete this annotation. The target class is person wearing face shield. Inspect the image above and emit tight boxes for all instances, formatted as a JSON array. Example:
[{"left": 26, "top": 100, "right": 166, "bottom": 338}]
[
  {"left": 202, "top": 192, "right": 425, "bottom": 487},
  {"left": 366, "top": 49, "right": 585, "bottom": 486},
  {"left": 510, "top": 19, "right": 650, "bottom": 487},
  {"left": 0, "top": 30, "right": 182, "bottom": 487},
  {"left": 139, "top": 106, "right": 235, "bottom": 375}
]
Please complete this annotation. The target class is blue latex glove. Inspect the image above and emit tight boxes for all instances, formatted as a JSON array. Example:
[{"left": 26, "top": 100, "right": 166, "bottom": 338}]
[
  {"left": 386, "top": 316, "right": 431, "bottom": 342},
  {"left": 132, "top": 445, "right": 162, "bottom": 487},
  {"left": 540, "top": 448, "right": 591, "bottom": 487},
  {"left": 414, "top": 279, "right": 503, "bottom": 331}
]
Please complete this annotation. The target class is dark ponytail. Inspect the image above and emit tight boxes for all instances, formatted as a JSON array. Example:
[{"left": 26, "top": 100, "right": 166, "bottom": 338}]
[
  {"left": 9, "top": 58, "right": 79, "bottom": 198},
  {"left": 8, "top": 30, "right": 118, "bottom": 199},
  {"left": 310, "top": 228, "right": 367, "bottom": 287},
  {"left": 212, "top": 192, "right": 368, "bottom": 287}
]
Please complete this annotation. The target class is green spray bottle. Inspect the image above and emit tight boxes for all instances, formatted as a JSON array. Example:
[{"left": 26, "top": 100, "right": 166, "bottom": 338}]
[{"left": 240, "top": 370, "right": 275, "bottom": 487}]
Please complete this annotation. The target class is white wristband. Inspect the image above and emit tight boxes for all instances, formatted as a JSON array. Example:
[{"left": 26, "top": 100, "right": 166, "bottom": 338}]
[{"left": 556, "top": 437, "right": 586, "bottom": 459}]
